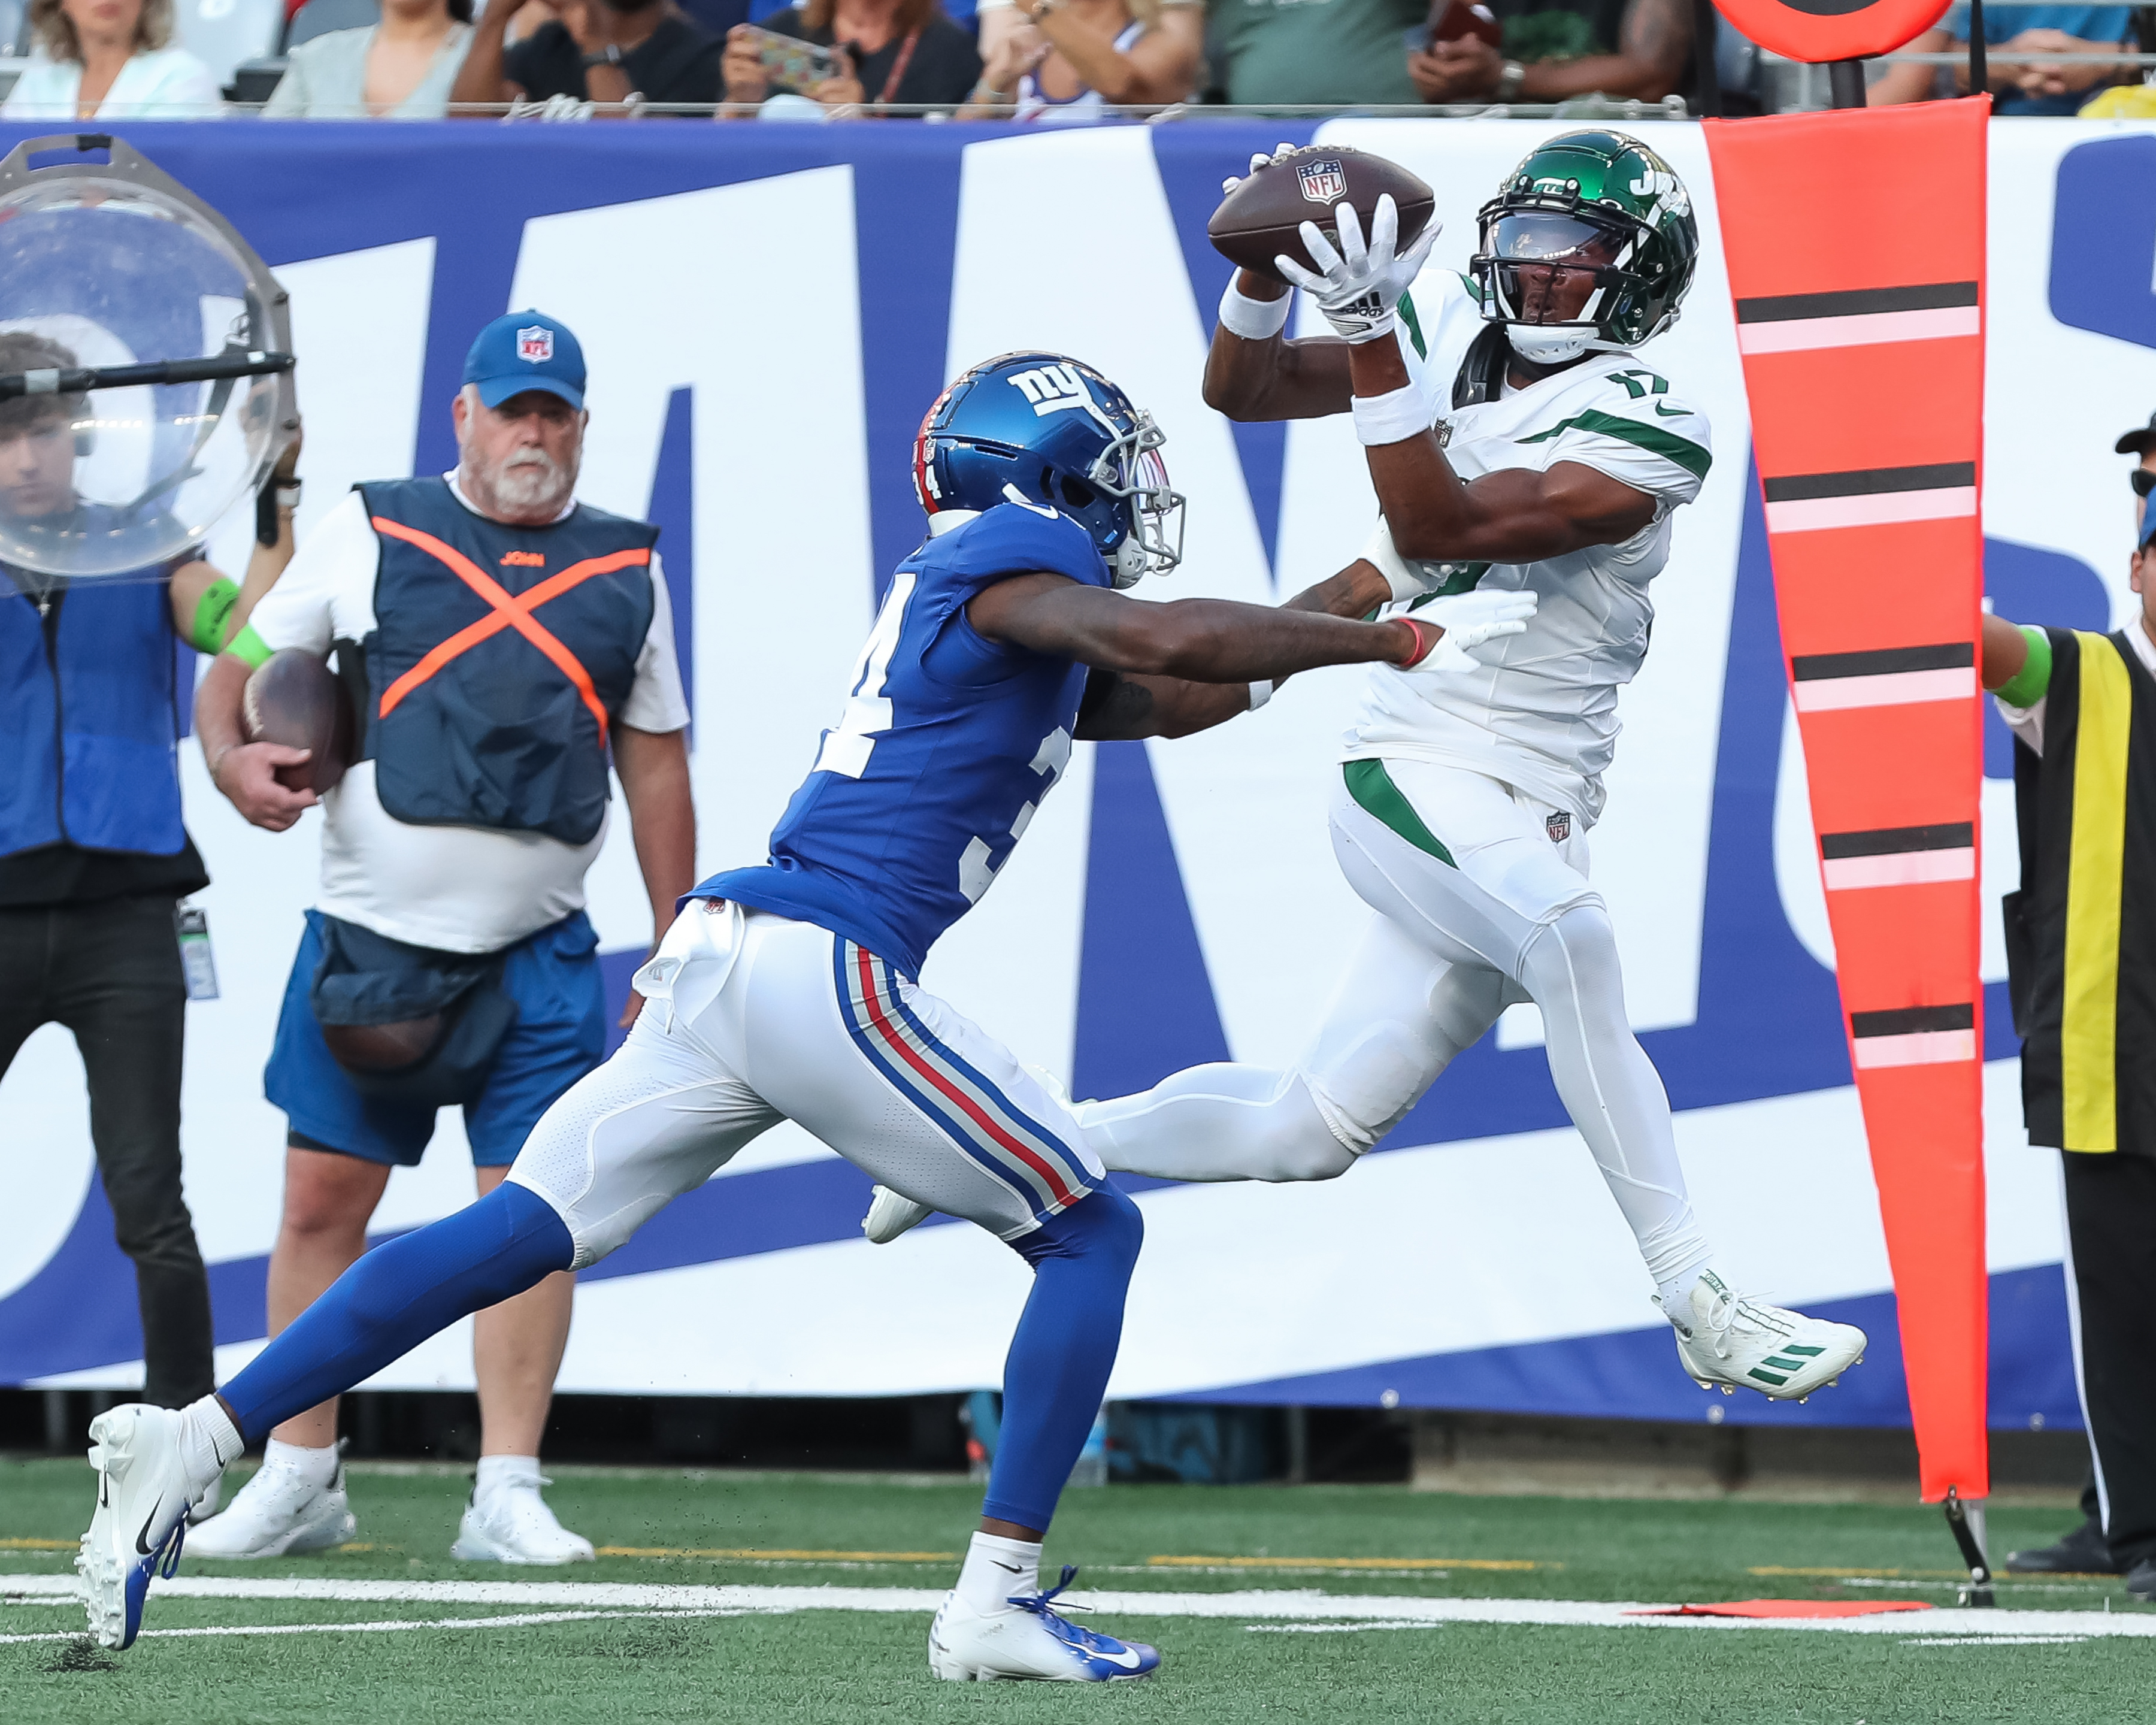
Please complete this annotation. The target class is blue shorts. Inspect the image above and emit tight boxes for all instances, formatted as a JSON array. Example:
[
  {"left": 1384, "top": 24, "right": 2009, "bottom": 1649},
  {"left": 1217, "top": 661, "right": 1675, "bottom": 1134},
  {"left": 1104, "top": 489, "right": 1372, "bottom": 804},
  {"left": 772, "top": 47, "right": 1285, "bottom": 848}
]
[{"left": 265, "top": 909, "right": 605, "bottom": 1167}]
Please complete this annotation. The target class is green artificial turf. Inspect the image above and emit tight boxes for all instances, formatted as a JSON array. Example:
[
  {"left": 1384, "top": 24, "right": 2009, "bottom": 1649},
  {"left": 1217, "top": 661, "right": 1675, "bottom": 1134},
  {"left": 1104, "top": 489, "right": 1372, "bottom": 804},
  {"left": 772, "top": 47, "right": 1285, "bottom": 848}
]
[{"left": 3, "top": 1455, "right": 2146, "bottom": 1723}]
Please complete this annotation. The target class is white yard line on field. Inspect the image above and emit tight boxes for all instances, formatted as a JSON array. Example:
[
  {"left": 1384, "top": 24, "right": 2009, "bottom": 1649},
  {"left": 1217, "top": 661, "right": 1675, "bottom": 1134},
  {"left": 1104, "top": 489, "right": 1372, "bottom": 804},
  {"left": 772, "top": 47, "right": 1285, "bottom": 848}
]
[
  {"left": 0, "top": 1607, "right": 757, "bottom": 1646},
  {"left": 5, "top": 1573, "right": 2155, "bottom": 1641}
]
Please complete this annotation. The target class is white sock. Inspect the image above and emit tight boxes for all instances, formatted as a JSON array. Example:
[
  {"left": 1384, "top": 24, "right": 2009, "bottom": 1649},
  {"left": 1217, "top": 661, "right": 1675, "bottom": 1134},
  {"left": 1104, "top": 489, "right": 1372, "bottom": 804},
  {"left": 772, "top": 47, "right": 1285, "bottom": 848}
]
[
  {"left": 475, "top": 1454, "right": 543, "bottom": 1503},
  {"left": 1657, "top": 1264, "right": 1709, "bottom": 1318},
  {"left": 955, "top": 1532, "right": 1041, "bottom": 1615},
  {"left": 262, "top": 1436, "right": 339, "bottom": 1489},
  {"left": 180, "top": 1396, "right": 244, "bottom": 1497}
]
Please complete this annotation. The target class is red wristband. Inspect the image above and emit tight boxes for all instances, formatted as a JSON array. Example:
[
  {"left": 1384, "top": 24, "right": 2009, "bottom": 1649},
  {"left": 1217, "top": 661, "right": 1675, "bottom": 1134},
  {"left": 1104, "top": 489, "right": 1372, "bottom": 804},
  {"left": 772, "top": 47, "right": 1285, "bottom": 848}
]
[{"left": 1394, "top": 616, "right": 1440, "bottom": 667}]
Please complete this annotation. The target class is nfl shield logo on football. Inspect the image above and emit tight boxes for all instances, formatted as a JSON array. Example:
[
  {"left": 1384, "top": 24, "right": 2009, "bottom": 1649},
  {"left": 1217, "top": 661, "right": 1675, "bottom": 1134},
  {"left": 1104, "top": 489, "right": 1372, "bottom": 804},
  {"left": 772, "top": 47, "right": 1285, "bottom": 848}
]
[
  {"left": 516, "top": 325, "right": 555, "bottom": 365},
  {"left": 1546, "top": 811, "right": 1571, "bottom": 843},
  {"left": 1296, "top": 159, "right": 1347, "bottom": 204}
]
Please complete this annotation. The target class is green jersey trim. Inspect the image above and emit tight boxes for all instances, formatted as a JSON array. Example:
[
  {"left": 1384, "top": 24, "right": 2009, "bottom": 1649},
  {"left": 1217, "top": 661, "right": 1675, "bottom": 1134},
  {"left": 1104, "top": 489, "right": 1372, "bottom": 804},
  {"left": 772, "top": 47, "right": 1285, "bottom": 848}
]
[
  {"left": 1516, "top": 407, "right": 1712, "bottom": 481},
  {"left": 1343, "top": 759, "right": 1455, "bottom": 867},
  {"left": 1398, "top": 290, "right": 1428, "bottom": 361}
]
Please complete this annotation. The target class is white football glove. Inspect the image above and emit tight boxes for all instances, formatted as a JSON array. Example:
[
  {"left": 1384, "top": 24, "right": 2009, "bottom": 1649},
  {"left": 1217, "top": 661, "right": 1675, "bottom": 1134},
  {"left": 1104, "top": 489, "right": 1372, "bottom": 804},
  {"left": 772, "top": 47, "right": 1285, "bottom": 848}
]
[
  {"left": 1221, "top": 142, "right": 1299, "bottom": 197},
  {"left": 1400, "top": 587, "right": 1537, "bottom": 674},
  {"left": 1276, "top": 195, "right": 1441, "bottom": 346}
]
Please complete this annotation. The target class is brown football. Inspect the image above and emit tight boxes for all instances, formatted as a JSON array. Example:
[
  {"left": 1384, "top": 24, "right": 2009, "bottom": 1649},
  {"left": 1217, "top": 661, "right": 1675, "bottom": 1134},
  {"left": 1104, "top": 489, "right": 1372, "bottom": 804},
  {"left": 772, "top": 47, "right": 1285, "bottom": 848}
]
[
  {"left": 1208, "top": 146, "right": 1437, "bottom": 286},
  {"left": 242, "top": 647, "right": 355, "bottom": 795}
]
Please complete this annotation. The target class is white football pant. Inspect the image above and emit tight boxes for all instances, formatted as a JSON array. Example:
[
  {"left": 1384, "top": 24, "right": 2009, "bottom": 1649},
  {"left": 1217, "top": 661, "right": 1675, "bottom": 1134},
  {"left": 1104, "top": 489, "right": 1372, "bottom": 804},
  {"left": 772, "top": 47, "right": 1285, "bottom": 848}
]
[
  {"left": 508, "top": 902, "right": 1103, "bottom": 1264},
  {"left": 1079, "top": 759, "right": 1712, "bottom": 1295}
]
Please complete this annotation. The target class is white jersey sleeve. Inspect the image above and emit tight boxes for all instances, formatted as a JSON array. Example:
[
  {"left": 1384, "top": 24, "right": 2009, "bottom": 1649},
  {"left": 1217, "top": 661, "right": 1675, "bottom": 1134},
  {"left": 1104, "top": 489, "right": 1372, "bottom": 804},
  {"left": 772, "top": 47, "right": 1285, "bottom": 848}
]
[{"left": 1531, "top": 370, "right": 1713, "bottom": 506}]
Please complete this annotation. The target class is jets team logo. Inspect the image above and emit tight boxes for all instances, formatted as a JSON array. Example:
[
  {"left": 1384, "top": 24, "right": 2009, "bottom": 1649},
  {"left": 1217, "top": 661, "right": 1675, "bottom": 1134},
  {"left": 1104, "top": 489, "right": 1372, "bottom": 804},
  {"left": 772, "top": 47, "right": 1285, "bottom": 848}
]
[
  {"left": 1546, "top": 812, "right": 1571, "bottom": 843},
  {"left": 1297, "top": 159, "right": 1346, "bottom": 205},
  {"left": 516, "top": 326, "right": 555, "bottom": 365}
]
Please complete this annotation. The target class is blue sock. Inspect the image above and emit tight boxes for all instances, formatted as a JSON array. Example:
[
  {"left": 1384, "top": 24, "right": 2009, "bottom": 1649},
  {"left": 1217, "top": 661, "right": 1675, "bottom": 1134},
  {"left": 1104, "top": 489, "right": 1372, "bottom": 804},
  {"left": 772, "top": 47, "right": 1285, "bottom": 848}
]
[
  {"left": 220, "top": 1183, "right": 573, "bottom": 1448},
  {"left": 980, "top": 1185, "right": 1143, "bottom": 1533}
]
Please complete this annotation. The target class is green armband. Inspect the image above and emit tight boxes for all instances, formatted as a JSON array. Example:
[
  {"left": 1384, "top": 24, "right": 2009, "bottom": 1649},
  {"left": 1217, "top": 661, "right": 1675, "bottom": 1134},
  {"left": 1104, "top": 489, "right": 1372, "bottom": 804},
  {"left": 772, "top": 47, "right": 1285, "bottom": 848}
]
[
  {"left": 1995, "top": 624, "right": 2052, "bottom": 709},
  {"left": 226, "top": 622, "right": 274, "bottom": 670},
  {"left": 186, "top": 576, "right": 242, "bottom": 655}
]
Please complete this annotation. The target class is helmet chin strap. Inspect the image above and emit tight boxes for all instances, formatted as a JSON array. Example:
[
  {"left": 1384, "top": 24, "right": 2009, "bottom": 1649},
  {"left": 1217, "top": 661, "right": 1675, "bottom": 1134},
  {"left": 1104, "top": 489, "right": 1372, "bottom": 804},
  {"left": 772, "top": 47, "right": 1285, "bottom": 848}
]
[{"left": 1504, "top": 322, "right": 1597, "bottom": 366}]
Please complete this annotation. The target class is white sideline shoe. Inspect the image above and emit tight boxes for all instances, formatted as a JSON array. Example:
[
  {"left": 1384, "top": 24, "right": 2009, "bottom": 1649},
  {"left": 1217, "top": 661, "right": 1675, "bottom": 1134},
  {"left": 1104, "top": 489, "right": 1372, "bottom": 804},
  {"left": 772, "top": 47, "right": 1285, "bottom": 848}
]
[
  {"left": 450, "top": 1477, "right": 595, "bottom": 1564},
  {"left": 929, "top": 1567, "right": 1160, "bottom": 1682},
  {"left": 187, "top": 1457, "right": 356, "bottom": 1558},
  {"left": 78, "top": 1404, "right": 198, "bottom": 1650},
  {"left": 863, "top": 1185, "right": 934, "bottom": 1245},
  {"left": 1660, "top": 1270, "right": 1867, "bottom": 1402}
]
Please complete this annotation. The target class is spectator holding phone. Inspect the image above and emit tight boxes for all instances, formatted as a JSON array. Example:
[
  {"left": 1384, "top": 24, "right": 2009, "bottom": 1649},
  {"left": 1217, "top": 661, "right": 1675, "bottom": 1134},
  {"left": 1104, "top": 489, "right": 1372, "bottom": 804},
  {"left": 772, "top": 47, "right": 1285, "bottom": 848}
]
[
  {"left": 450, "top": 0, "right": 722, "bottom": 113},
  {"left": 1407, "top": 0, "right": 1697, "bottom": 106},
  {"left": 264, "top": 0, "right": 474, "bottom": 117},
  {"left": 957, "top": 0, "right": 1200, "bottom": 118},
  {"left": 723, "top": 0, "right": 981, "bottom": 113}
]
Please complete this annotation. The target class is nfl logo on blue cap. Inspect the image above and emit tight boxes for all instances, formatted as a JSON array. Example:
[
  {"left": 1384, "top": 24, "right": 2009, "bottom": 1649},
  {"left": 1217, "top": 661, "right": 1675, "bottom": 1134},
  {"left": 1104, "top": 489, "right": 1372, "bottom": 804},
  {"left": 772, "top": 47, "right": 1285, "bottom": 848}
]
[{"left": 465, "top": 310, "right": 585, "bottom": 411}]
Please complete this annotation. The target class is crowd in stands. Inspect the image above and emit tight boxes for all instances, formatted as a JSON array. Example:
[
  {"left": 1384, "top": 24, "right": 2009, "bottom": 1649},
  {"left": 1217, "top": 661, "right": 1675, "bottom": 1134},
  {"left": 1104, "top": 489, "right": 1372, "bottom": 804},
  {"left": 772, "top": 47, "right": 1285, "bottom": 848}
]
[{"left": 0, "top": 0, "right": 2149, "bottom": 117}]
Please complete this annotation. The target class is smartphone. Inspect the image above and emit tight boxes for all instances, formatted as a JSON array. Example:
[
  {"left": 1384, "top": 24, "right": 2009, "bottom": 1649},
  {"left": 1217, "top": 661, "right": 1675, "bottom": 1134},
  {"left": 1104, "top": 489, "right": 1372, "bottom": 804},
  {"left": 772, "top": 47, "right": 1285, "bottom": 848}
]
[
  {"left": 1410, "top": 0, "right": 1502, "bottom": 50},
  {"left": 740, "top": 25, "right": 843, "bottom": 94}
]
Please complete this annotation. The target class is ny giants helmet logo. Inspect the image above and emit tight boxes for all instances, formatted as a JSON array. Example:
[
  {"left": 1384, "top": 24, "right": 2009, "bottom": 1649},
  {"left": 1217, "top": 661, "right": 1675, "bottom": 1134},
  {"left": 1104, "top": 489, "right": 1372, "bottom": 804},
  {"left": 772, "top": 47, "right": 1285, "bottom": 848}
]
[
  {"left": 1296, "top": 159, "right": 1346, "bottom": 205},
  {"left": 516, "top": 326, "right": 555, "bottom": 365},
  {"left": 1006, "top": 362, "right": 1093, "bottom": 418}
]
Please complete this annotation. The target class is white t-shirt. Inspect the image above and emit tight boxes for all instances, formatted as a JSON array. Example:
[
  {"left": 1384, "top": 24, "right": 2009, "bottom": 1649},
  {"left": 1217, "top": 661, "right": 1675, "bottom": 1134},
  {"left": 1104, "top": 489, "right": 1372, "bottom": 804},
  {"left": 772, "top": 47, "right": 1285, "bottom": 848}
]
[
  {"left": 1343, "top": 273, "right": 1713, "bottom": 826},
  {"left": 248, "top": 477, "right": 691, "bottom": 954},
  {"left": 1996, "top": 614, "right": 2156, "bottom": 759},
  {"left": 1, "top": 47, "right": 223, "bottom": 117}
]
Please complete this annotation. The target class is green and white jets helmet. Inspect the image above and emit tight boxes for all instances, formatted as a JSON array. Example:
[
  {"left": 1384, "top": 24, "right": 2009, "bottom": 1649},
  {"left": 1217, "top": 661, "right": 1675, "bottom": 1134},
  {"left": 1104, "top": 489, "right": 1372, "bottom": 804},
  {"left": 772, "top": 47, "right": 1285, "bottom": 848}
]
[{"left": 1469, "top": 129, "right": 1699, "bottom": 367}]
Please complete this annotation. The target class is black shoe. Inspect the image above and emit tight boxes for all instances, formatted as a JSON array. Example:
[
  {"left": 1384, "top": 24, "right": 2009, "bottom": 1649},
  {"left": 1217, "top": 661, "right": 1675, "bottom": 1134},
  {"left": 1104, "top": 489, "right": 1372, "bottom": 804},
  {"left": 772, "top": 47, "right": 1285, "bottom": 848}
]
[
  {"left": 2003, "top": 1519, "right": 2119, "bottom": 1575},
  {"left": 2128, "top": 1558, "right": 2156, "bottom": 1603}
]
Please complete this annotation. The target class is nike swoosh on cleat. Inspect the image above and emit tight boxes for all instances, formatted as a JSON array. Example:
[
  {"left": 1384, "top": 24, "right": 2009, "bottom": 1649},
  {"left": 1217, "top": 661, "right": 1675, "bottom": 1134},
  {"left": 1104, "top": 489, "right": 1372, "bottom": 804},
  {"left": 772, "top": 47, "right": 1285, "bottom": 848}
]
[
  {"left": 991, "top": 1561, "right": 1022, "bottom": 1574},
  {"left": 1091, "top": 1647, "right": 1146, "bottom": 1670},
  {"left": 135, "top": 1499, "right": 166, "bottom": 1557}
]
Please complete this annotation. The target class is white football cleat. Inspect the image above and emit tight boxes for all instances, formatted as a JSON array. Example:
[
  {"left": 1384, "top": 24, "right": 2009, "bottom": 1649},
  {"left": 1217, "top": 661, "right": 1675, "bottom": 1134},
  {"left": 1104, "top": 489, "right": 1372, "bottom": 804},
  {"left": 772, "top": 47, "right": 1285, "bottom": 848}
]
[
  {"left": 863, "top": 1185, "right": 934, "bottom": 1245},
  {"left": 450, "top": 1476, "right": 595, "bottom": 1564},
  {"left": 1660, "top": 1270, "right": 1867, "bottom": 1401},
  {"left": 187, "top": 1456, "right": 356, "bottom": 1558},
  {"left": 929, "top": 1567, "right": 1160, "bottom": 1682},
  {"left": 78, "top": 1404, "right": 197, "bottom": 1650}
]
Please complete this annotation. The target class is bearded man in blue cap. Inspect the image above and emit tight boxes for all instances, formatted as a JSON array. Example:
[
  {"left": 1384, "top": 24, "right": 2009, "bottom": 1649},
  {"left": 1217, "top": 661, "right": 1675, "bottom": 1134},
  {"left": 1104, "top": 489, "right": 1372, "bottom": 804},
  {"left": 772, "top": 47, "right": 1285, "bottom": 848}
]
[{"left": 189, "top": 311, "right": 696, "bottom": 1563}]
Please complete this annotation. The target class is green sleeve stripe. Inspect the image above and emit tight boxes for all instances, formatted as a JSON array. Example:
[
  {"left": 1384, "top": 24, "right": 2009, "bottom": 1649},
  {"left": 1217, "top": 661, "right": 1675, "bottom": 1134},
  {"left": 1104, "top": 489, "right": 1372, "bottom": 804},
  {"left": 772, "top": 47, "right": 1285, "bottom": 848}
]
[
  {"left": 1397, "top": 289, "right": 1428, "bottom": 361},
  {"left": 186, "top": 576, "right": 243, "bottom": 655},
  {"left": 1343, "top": 759, "right": 1455, "bottom": 867},
  {"left": 226, "top": 622, "right": 274, "bottom": 670},
  {"left": 1516, "top": 408, "right": 1712, "bottom": 480},
  {"left": 1995, "top": 624, "right": 2053, "bottom": 708}
]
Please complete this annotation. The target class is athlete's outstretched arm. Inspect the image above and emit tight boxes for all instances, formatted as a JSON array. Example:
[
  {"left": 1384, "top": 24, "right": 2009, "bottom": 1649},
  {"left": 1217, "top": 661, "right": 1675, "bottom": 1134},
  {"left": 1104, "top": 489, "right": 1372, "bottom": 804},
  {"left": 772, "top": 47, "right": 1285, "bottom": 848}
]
[
  {"left": 1203, "top": 271, "right": 1353, "bottom": 422},
  {"left": 1071, "top": 560, "right": 1397, "bottom": 741},
  {"left": 971, "top": 570, "right": 1425, "bottom": 701},
  {"left": 1345, "top": 337, "right": 1656, "bottom": 562}
]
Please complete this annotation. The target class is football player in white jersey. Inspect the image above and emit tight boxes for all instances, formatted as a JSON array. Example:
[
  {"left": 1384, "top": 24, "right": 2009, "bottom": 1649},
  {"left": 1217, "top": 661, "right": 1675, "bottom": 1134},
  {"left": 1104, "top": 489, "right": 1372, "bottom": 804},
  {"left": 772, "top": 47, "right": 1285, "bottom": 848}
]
[{"left": 871, "top": 132, "right": 1867, "bottom": 1403}]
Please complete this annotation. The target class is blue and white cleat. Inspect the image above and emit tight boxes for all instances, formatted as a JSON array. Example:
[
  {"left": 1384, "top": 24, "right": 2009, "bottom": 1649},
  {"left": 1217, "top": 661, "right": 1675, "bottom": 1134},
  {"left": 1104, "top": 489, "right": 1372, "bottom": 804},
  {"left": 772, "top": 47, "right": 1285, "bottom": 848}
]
[
  {"left": 929, "top": 1566, "right": 1160, "bottom": 1682},
  {"left": 78, "top": 1404, "right": 196, "bottom": 1650}
]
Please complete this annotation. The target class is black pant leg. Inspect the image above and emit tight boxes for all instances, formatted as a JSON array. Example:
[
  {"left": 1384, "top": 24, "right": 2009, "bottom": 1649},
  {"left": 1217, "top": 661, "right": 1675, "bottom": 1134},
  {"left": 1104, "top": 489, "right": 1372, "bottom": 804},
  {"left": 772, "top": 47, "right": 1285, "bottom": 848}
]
[
  {"left": 2062, "top": 1148, "right": 2156, "bottom": 1570},
  {"left": 0, "top": 905, "right": 57, "bottom": 1075},
  {"left": 54, "top": 895, "right": 214, "bottom": 1408}
]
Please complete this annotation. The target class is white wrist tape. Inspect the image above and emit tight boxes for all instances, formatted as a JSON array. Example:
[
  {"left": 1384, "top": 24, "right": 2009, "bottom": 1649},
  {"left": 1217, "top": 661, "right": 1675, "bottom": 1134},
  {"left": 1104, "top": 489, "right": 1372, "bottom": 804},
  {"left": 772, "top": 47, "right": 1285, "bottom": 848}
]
[
  {"left": 1247, "top": 679, "right": 1274, "bottom": 712},
  {"left": 1359, "top": 516, "right": 1436, "bottom": 604},
  {"left": 1352, "top": 382, "right": 1432, "bottom": 448},
  {"left": 1218, "top": 279, "right": 1292, "bottom": 342}
]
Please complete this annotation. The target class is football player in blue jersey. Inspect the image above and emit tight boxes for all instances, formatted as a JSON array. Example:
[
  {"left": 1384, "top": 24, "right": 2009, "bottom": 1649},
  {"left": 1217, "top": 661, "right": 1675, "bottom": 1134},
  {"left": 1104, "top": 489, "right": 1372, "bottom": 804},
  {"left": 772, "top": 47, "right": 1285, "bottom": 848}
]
[{"left": 77, "top": 352, "right": 1534, "bottom": 1679}]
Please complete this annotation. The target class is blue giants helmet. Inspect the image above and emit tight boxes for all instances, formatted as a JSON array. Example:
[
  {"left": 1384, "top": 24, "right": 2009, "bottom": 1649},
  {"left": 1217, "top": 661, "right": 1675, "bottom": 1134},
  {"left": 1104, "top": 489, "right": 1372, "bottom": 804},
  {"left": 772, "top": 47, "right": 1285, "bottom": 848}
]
[{"left": 910, "top": 353, "right": 1184, "bottom": 589}]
